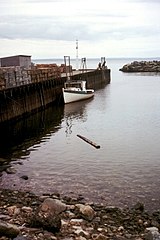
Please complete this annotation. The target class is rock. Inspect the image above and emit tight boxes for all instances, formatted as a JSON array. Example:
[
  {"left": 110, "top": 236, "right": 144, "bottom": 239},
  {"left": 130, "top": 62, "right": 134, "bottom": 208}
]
[
  {"left": 20, "top": 175, "right": 28, "bottom": 180},
  {"left": 40, "top": 197, "right": 67, "bottom": 214},
  {"left": 8, "top": 205, "right": 20, "bottom": 216},
  {"left": 5, "top": 167, "right": 17, "bottom": 174},
  {"left": 21, "top": 206, "right": 33, "bottom": 213},
  {"left": 118, "top": 226, "right": 124, "bottom": 231},
  {"left": 30, "top": 198, "right": 66, "bottom": 233},
  {"left": 152, "top": 211, "right": 160, "bottom": 224},
  {"left": 70, "top": 218, "right": 84, "bottom": 225},
  {"left": 133, "top": 202, "right": 144, "bottom": 212},
  {"left": 75, "top": 204, "right": 95, "bottom": 221},
  {"left": 1, "top": 188, "right": 160, "bottom": 239},
  {"left": 73, "top": 226, "right": 90, "bottom": 238},
  {"left": 0, "top": 214, "right": 11, "bottom": 221},
  {"left": 119, "top": 60, "right": 160, "bottom": 72},
  {"left": 0, "top": 220, "right": 20, "bottom": 238},
  {"left": 76, "top": 237, "right": 87, "bottom": 240},
  {"left": 145, "top": 227, "right": 160, "bottom": 240},
  {"left": 93, "top": 233, "right": 108, "bottom": 240},
  {"left": 31, "top": 214, "right": 61, "bottom": 233}
]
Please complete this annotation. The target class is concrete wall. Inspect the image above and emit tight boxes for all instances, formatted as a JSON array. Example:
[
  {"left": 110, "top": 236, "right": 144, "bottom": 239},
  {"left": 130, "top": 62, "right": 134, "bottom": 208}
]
[{"left": 72, "top": 69, "right": 111, "bottom": 88}]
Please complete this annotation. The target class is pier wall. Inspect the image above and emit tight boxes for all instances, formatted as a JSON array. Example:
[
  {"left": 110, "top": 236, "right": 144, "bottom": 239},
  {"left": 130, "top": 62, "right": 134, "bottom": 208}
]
[
  {"left": 0, "top": 69, "right": 110, "bottom": 123},
  {"left": 72, "top": 69, "right": 111, "bottom": 88},
  {"left": 0, "top": 78, "right": 65, "bottom": 123}
]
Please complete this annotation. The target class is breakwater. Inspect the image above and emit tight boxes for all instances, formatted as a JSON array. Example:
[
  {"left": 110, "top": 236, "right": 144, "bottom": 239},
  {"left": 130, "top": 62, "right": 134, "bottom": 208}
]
[
  {"left": 119, "top": 60, "right": 160, "bottom": 72},
  {"left": 0, "top": 69, "right": 110, "bottom": 123}
]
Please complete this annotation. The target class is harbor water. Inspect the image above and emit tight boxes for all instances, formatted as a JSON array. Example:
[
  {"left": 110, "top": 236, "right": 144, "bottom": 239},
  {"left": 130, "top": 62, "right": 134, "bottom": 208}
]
[{"left": 1, "top": 58, "right": 160, "bottom": 211}]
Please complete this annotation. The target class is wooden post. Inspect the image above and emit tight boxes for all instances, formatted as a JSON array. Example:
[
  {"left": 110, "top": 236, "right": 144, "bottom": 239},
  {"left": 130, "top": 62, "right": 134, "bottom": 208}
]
[{"left": 77, "top": 134, "right": 100, "bottom": 149}]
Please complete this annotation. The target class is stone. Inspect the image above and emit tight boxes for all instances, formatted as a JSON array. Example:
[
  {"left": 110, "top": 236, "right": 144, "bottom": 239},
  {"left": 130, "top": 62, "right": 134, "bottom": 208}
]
[
  {"left": 8, "top": 206, "right": 20, "bottom": 216},
  {"left": 133, "top": 202, "right": 144, "bottom": 212},
  {"left": 40, "top": 198, "right": 67, "bottom": 215},
  {"left": 30, "top": 198, "right": 66, "bottom": 233},
  {"left": 0, "top": 214, "right": 11, "bottom": 221},
  {"left": 70, "top": 219, "right": 84, "bottom": 225},
  {"left": 73, "top": 226, "right": 90, "bottom": 238},
  {"left": 0, "top": 220, "right": 20, "bottom": 238},
  {"left": 75, "top": 204, "right": 95, "bottom": 221},
  {"left": 5, "top": 167, "right": 17, "bottom": 174},
  {"left": 76, "top": 237, "right": 87, "bottom": 240},
  {"left": 145, "top": 227, "right": 160, "bottom": 240},
  {"left": 118, "top": 226, "right": 124, "bottom": 231},
  {"left": 94, "top": 233, "right": 108, "bottom": 240},
  {"left": 21, "top": 206, "right": 33, "bottom": 213},
  {"left": 31, "top": 213, "right": 61, "bottom": 233},
  {"left": 20, "top": 175, "right": 28, "bottom": 180}
]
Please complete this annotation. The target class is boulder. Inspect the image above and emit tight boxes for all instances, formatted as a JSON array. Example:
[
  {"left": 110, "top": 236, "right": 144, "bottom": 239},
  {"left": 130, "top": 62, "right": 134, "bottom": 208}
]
[
  {"left": 30, "top": 197, "right": 67, "bottom": 233},
  {"left": 40, "top": 198, "right": 67, "bottom": 215}
]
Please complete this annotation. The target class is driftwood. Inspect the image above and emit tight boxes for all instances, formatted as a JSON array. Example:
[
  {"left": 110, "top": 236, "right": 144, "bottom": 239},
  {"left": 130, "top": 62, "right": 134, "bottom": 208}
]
[{"left": 77, "top": 134, "right": 100, "bottom": 149}]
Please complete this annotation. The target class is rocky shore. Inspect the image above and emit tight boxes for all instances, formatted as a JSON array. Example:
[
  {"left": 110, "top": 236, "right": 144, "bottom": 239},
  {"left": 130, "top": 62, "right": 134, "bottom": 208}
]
[
  {"left": 0, "top": 189, "right": 160, "bottom": 240},
  {"left": 119, "top": 60, "right": 160, "bottom": 72}
]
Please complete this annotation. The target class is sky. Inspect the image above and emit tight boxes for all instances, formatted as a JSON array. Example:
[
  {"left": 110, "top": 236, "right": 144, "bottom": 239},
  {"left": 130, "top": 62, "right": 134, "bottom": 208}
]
[{"left": 0, "top": 0, "right": 160, "bottom": 59}]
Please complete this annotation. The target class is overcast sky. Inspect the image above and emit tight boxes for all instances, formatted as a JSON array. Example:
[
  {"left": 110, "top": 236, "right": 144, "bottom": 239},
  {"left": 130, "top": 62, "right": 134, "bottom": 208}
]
[{"left": 0, "top": 0, "right": 160, "bottom": 59}]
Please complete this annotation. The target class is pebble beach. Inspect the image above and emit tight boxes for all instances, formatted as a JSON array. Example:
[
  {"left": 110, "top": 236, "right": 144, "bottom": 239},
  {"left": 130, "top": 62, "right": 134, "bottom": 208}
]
[{"left": 0, "top": 188, "right": 160, "bottom": 240}]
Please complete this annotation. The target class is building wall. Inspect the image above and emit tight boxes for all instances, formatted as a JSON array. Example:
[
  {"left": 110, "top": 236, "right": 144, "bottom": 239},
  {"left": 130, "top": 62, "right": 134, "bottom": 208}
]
[
  {"left": 0, "top": 55, "right": 31, "bottom": 69},
  {"left": 19, "top": 55, "right": 31, "bottom": 69}
]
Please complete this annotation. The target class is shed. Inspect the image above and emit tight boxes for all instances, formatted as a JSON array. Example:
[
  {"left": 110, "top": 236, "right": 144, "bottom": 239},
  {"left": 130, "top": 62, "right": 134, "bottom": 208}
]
[{"left": 0, "top": 55, "right": 31, "bottom": 69}]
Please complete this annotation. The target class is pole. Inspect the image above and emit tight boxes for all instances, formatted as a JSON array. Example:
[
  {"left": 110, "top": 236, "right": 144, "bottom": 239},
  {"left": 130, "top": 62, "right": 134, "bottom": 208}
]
[{"left": 76, "top": 39, "right": 79, "bottom": 70}]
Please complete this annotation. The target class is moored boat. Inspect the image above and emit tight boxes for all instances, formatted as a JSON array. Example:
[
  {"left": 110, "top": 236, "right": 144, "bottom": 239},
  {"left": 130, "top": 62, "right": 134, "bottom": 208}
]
[{"left": 62, "top": 80, "right": 94, "bottom": 104}]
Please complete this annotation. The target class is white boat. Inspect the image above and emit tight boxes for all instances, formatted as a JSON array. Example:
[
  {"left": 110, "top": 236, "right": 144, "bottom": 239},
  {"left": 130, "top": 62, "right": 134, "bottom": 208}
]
[{"left": 62, "top": 80, "right": 94, "bottom": 104}]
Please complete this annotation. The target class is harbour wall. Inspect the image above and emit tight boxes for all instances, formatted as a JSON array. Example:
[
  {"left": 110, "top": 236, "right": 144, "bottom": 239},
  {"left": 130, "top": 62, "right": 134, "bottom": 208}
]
[
  {"left": 0, "top": 69, "right": 110, "bottom": 123},
  {"left": 71, "top": 69, "right": 111, "bottom": 88}
]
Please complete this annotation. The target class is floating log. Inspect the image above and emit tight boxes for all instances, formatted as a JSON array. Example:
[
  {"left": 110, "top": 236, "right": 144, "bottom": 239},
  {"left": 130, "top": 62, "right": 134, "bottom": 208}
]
[{"left": 77, "top": 134, "right": 100, "bottom": 149}]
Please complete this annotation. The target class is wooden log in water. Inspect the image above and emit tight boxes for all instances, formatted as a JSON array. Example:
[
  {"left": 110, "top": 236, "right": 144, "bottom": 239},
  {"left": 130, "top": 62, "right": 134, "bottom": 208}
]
[{"left": 77, "top": 134, "right": 100, "bottom": 149}]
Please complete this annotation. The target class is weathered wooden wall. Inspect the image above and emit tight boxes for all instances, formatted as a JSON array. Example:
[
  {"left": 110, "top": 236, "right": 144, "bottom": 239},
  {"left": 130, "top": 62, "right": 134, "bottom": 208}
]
[
  {"left": 0, "top": 69, "right": 110, "bottom": 123},
  {"left": 0, "top": 78, "right": 65, "bottom": 123}
]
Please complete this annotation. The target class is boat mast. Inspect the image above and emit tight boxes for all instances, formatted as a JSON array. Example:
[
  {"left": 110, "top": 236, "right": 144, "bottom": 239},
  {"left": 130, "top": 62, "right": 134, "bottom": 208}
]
[{"left": 76, "top": 39, "right": 79, "bottom": 70}]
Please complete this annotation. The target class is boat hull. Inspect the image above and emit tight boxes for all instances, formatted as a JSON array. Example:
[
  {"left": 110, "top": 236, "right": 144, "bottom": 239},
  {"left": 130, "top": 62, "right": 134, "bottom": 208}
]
[{"left": 62, "top": 89, "right": 94, "bottom": 104}]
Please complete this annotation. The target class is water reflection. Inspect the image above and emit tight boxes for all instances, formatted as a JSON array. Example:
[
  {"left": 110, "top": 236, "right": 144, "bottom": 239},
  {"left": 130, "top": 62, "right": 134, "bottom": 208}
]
[
  {"left": 63, "top": 99, "right": 92, "bottom": 136},
  {"left": 122, "top": 72, "right": 160, "bottom": 77},
  {"left": 0, "top": 105, "right": 64, "bottom": 172}
]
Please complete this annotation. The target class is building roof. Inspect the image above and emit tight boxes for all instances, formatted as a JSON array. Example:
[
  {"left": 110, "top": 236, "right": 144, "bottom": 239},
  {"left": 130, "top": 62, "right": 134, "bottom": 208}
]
[{"left": 0, "top": 55, "right": 31, "bottom": 60}]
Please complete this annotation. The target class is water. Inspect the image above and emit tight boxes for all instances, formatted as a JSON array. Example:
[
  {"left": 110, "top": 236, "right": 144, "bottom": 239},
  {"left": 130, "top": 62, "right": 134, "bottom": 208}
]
[{"left": 1, "top": 58, "right": 160, "bottom": 211}]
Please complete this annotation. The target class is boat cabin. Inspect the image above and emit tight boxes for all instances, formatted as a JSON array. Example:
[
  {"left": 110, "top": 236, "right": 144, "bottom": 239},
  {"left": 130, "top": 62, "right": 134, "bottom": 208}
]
[{"left": 64, "top": 81, "right": 87, "bottom": 91}]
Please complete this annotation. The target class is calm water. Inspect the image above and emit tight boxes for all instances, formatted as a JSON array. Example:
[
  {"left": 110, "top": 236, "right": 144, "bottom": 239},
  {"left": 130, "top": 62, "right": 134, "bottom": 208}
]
[{"left": 1, "top": 58, "right": 160, "bottom": 211}]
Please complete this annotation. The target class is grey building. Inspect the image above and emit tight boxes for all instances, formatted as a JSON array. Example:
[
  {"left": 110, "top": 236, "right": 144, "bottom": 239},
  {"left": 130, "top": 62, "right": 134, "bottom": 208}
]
[{"left": 0, "top": 55, "right": 31, "bottom": 69}]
